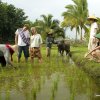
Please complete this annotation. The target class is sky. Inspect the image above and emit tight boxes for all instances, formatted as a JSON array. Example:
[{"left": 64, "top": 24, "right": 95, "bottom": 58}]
[
  {"left": 2, "top": 0, "right": 100, "bottom": 38},
  {"left": 2, "top": 0, "right": 100, "bottom": 21}
]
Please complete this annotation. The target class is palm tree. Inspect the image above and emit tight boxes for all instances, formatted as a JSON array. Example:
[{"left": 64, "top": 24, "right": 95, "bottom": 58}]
[
  {"left": 41, "top": 14, "right": 53, "bottom": 28},
  {"left": 33, "top": 14, "right": 65, "bottom": 39},
  {"left": 61, "top": 15, "right": 79, "bottom": 40},
  {"left": 62, "top": 0, "right": 88, "bottom": 40}
]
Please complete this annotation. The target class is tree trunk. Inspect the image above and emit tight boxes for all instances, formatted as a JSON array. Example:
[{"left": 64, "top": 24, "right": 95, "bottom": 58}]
[
  {"left": 75, "top": 29, "right": 77, "bottom": 40},
  {"left": 80, "top": 27, "right": 82, "bottom": 40}
]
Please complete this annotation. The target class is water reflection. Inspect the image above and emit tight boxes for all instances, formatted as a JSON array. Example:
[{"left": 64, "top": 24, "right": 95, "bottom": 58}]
[{"left": 0, "top": 63, "right": 100, "bottom": 100}]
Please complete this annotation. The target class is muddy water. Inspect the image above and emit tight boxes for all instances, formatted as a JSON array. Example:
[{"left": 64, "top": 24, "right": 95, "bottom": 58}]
[{"left": 0, "top": 61, "right": 100, "bottom": 100}]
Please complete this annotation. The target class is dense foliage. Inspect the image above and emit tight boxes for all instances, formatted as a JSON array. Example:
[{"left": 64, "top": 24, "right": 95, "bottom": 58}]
[
  {"left": 32, "top": 14, "right": 65, "bottom": 40},
  {"left": 62, "top": 0, "right": 89, "bottom": 40},
  {"left": 0, "top": 0, "right": 100, "bottom": 43},
  {"left": 0, "top": 1, "right": 28, "bottom": 43}
]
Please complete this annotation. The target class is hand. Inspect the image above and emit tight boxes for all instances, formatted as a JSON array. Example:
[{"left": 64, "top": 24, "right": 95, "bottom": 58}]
[{"left": 23, "top": 27, "right": 27, "bottom": 31}]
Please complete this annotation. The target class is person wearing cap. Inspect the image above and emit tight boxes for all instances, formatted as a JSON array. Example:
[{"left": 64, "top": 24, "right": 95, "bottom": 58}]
[
  {"left": 95, "top": 33, "right": 100, "bottom": 46},
  {"left": 30, "top": 27, "right": 43, "bottom": 63},
  {"left": 85, "top": 33, "right": 100, "bottom": 62},
  {"left": 15, "top": 24, "right": 30, "bottom": 62},
  {"left": 0, "top": 44, "right": 18, "bottom": 66},
  {"left": 90, "top": 33, "right": 100, "bottom": 62},
  {"left": 46, "top": 31, "right": 54, "bottom": 57},
  {"left": 87, "top": 15, "right": 98, "bottom": 51}
]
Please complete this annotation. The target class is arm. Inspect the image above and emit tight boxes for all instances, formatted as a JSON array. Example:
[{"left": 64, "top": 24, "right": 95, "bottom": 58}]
[
  {"left": 85, "top": 46, "right": 100, "bottom": 57},
  {"left": 92, "top": 46, "right": 100, "bottom": 51},
  {"left": 39, "top": 35, "right": 43, "bottom": 47},
  {"left": 15, "top": 29, "right": 19, "bottom": 44},
  {"left": 46, "top": 37, "right": 48, "bottom": 44},
  {"left": 15, "top": 34, "right": 18, "bottom": 45}
]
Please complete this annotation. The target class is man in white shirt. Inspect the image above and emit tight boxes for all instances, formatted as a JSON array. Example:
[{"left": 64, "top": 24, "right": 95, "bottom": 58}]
[
  {"left": 15, "top": 24, "right": 30, "bottom": 62},
  {"left": 88, "top": 15, "right": 98, "bottom": 51},
  {"left": 30, "top": 27, "right": 43, "bottom": 63}
]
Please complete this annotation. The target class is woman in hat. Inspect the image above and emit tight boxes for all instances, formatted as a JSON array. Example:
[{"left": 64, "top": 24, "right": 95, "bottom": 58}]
[{"left": 88, "top": 15, "right": 98, "bottom": 51}]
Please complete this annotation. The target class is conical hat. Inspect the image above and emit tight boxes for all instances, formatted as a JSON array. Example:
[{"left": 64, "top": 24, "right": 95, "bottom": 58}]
[
  {"left": 95, "top": 33, "right": 100, "bottom": 39},
  {"left": 48, "top": 32, "right": 53, "bottom": 34},
  {"left": 88, "top": 15, "right": 98, "bottom": 20}
]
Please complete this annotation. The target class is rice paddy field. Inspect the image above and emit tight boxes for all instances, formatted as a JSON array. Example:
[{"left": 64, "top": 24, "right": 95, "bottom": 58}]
[{"left": 0, "top": 45, "right": 100, "bottom": 100}]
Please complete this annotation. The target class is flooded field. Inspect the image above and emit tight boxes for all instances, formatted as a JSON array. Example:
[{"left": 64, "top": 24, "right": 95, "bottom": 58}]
[{"left": 0, "top": 52, "right": 100, "bottom": 100}]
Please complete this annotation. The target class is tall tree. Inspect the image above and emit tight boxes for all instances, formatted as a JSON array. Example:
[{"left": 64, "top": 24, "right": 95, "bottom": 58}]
[
  {"left": 0, "top": 1, "right": 28, "bottom": 43},
  {"left": 33, "top": 14, "right": 65, "bottom": 40},
  {"left": 62, "top": 0, "right": 88, "bottom": 40}
]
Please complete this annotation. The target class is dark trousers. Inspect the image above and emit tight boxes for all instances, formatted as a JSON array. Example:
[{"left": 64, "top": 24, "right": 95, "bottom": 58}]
[
  {"left": 0, "top": 56, "right": 6, "bottom": 67},
  {"left": 18, "top": 45, "right": 29, "bottom": 62}
]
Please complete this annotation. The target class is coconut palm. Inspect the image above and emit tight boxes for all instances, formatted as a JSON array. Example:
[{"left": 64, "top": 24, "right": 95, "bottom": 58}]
[
  {"left": 33, "top": 14, "right": 65, "bottom": 39},
  {"left": 62, "top": 0, "right": 88, "bottom": 40},
  {"left": 61, "top": 15, "right": 79, "bottom": 40}
]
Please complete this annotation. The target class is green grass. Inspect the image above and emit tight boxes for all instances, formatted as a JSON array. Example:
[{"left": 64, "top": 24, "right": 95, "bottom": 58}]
[
  {"left": 0, "top": 44, "right": 99, "bottom": 79},
  {"left": 71, "top": 45, "right": 100, "bottom": 79},
  {"left": 0, "top": 45, "right": 99, "bottom": 100}
]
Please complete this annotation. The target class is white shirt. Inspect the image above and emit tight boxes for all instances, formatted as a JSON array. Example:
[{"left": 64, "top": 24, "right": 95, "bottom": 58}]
[
  {"left": 15, "top": 28, "right": 30, "bottom": 46},
  {"left": 30, "top": 34, "right": 43, "bottom": 48},
  {"left": 90, "top": 22, "right": 98, "bottom": 38}
]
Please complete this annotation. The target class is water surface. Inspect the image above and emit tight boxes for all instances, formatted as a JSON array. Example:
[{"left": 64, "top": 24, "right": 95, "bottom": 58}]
[{"left": 0, "top": 56, "right": 100, "bottom": 100}]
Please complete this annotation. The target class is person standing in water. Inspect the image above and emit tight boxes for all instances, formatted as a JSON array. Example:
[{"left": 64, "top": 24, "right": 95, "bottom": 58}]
[
  {"left": 46, "top": 32, "right": 54, "bottom": 57},
  {"left": 30, "top": 27, "right": 43, "bottom": 63},
  {"left": 15, "top": 24, "right": 30, "bottom": 63}
]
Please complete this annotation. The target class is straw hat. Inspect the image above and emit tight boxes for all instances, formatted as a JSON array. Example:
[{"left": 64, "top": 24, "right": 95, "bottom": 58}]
[
  {"left": 94, "top": 33, "right": 100, "bottom": 39},
  {"left": 88, "top": 15, "right": 98, "bottom": 21},
  {"left": 48, "top": 32, "right": 52, "bottom": 35}
]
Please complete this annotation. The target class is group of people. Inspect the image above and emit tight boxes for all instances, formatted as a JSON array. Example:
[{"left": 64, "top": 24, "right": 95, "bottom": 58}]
[
  {"left": 15, "top": 25, "right": 43, "bottom": 64},
  {"left": 85, "top": 15, "right": 100, "bottom": 62},
  {"left": 0, "top": 15, "right": 100, "bottom": 67},
  {"left": 0, "top": 24, "right": 54, "bottom": 67}
]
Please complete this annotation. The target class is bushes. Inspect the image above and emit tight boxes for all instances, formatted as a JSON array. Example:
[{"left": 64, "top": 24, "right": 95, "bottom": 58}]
[{"left": 71, "top": 40, "right": 88, "bottom": 47}]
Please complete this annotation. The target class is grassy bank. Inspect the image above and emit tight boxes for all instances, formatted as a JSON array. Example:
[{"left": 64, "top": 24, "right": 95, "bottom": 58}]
[{"left": 71, "top": 45, "right": 100, "bottom": 80}]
